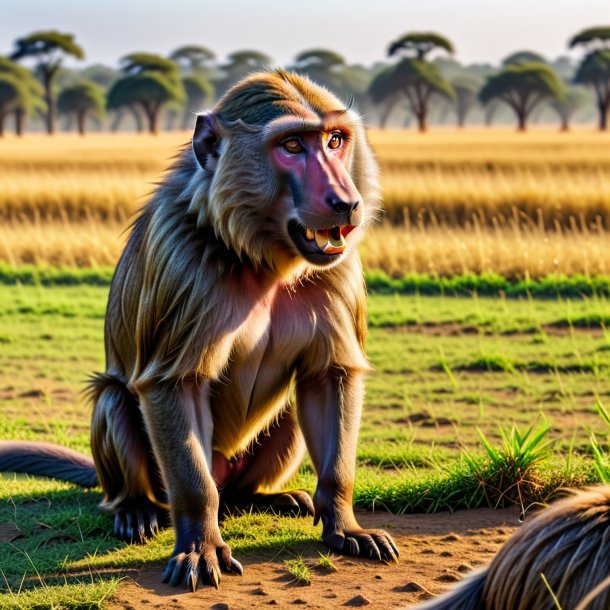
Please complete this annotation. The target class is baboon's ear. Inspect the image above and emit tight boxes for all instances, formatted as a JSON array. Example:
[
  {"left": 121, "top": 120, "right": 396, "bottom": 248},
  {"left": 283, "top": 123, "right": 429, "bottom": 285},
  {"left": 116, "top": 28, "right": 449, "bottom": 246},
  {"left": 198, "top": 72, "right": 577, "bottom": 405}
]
[{"left": 192, "top": 112, "right": 221, "bottom": 172}]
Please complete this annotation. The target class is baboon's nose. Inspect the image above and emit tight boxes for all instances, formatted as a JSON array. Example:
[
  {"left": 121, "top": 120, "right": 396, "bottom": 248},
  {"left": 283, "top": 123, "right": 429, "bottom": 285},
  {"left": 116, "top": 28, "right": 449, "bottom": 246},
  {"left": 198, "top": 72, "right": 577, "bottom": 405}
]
[{"left": 326, "top": 197, "right": 359, "bottom": 216}]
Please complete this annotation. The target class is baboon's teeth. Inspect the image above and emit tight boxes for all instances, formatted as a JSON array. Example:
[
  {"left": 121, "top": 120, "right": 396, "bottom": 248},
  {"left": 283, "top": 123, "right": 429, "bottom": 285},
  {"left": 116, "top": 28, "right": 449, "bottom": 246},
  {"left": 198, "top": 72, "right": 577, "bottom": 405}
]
[
  {"left": 315, "top": 229, "right": 330, "bottom": 250},
  {"left": 305, "top": 227, "right": 315, "bottom": 240}
]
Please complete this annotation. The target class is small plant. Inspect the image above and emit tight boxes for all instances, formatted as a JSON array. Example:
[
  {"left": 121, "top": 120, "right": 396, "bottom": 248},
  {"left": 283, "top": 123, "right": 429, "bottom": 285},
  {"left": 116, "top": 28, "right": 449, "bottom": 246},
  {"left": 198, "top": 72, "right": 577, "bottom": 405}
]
[
  {"left": 284, "top": 557, "right": 311, "bottom": 586},
  {"left": 591, "top": 400, "right": 610, "bottom": 482},
  {"left": 315, "top": 551, "right": 337, "bottom": 572},
  {"left": 464, "top": 423, "right": 552, "bottom": 510}
]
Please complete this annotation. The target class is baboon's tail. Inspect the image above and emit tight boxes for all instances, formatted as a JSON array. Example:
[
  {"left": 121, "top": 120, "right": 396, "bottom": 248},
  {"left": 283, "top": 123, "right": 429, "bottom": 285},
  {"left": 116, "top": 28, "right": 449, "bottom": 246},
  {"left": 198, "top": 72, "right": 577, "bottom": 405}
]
[
  {"left": 413, "top": 568, "right": 487, "bottom": 610},
  {"left": 0, "top": 440, "right": 98, "bottom": 487}
]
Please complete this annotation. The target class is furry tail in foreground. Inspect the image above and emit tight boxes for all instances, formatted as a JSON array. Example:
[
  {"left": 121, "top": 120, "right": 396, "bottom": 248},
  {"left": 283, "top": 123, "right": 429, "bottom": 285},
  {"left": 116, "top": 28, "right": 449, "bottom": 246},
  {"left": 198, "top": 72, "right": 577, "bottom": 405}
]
[
  {"left": 0, "top": 440, "right": 98, "bottom": 487},
  {"left": 412, "top": 486, "right": 610, "bottom": 610}
]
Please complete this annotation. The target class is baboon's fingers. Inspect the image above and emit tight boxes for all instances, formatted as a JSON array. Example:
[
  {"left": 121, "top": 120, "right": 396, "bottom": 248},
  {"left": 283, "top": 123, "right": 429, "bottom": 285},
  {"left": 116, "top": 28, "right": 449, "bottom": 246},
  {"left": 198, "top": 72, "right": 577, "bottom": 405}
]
[
  {"left": 114, "top": 512, "right": 126, "bottom": 541},
  {"left": 217, "top": 545, "right": 244, "bottom": 575},
  {"left": 185, "top": 551, "right": 201, "bottom": 592},
  {"left": 291, "top": 490, "right": 315, "bottom": 516},
  {"left": 163, "top": 552, "right": 187, "bottom": 587},
  {"left": 371, "top": 531, "right": 399, "bottom": 562}
]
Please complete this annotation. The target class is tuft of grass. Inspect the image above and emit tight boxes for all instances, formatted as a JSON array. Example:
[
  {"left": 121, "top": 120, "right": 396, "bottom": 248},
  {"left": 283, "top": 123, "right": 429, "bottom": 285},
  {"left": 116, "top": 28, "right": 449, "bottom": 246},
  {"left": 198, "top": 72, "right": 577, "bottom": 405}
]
[
  {"left": 284, "top": 557, "right": 312, "bottom": 586},
  {"left": 465, "top": 424, "right": 553, "bottom": 510},
  {"left": 315, "top": 551, "right": 337, "bottom": 573}
]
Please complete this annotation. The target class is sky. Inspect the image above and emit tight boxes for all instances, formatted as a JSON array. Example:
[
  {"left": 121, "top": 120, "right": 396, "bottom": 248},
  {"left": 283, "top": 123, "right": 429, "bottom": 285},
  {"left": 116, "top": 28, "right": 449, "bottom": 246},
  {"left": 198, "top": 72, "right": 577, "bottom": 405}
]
[{"left": 2, "top": 0, "right": 610, "bottom": 69}]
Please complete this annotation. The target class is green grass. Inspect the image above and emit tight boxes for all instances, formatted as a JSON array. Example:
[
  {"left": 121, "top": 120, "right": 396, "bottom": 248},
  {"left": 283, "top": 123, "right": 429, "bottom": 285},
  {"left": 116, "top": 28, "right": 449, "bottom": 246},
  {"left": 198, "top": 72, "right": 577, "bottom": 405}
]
[
  {"left": 2, "top": 284, "right": 610, "bottom": 606},
  {"left": 4, "top": 263, "right": 610, "bottom": 299}
]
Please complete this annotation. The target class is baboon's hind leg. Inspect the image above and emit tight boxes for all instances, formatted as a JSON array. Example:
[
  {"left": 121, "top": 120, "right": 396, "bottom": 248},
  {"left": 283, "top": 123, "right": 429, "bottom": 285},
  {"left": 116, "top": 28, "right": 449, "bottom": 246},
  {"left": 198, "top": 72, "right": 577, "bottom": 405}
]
[
  {"left": 90, "top": 373, "right": 169, "bottom": 542},
  {"left": 219, "top": 408, "right": 313, "bottom": 517}
]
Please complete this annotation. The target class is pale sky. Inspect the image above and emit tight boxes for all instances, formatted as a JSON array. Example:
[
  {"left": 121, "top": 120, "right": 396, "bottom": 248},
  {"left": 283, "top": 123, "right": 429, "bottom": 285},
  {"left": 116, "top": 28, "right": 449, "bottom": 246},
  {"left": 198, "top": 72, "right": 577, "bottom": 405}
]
[{"left": 2, "top": 0, "right": 610, "bottom": 68}]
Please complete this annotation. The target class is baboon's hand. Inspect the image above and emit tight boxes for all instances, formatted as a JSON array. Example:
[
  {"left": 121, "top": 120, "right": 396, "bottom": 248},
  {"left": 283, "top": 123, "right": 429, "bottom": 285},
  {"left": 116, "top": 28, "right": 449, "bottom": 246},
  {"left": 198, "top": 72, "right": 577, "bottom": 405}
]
[
  {"left": 318, "top": 513, "right": 399, "bottom": 563},
  {"left": 162, "top": 517, "right": 243, "bottom": 591}
]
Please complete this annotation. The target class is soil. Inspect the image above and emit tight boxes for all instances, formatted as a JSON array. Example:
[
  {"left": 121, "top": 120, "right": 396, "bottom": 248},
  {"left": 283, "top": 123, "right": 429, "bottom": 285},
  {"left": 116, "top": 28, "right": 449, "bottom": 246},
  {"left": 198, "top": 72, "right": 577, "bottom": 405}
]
[{"left": 108, "top": 506, "right": 521, "bottom": 610}]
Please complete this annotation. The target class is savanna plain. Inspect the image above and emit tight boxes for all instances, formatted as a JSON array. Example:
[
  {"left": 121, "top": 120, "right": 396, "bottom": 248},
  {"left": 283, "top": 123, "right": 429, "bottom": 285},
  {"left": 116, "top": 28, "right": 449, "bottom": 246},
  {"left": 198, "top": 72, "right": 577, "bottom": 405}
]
[{"left": 2, "top": 128, "right": 610, "bottom": 609}]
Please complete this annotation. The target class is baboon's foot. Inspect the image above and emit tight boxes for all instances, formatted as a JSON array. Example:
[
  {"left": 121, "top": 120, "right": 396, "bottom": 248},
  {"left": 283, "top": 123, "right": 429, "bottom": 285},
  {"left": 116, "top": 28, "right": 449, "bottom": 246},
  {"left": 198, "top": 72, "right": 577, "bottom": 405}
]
[
  {"left": 112, "top": 498, "right": 169, "bottom": 543},
  {"left": 222, "top": 489, "right": 314, "bottom": 517},
  {"left": 322, "top": 523, "right": 400, "bottom": 563},
  {"left": 163, "top": 516, "right": 243, "bottom": 591}
]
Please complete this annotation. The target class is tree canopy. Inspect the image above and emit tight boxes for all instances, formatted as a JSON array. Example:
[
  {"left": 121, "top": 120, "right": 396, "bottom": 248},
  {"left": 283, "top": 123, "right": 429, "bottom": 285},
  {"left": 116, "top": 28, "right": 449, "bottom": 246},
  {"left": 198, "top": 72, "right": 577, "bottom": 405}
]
[
  {"left": 108, "top": 53, "right": 185, "bottom": 134},
  {"left": 573, "top": 49, "right": 610, "bottom": 129},
  {"left": 58, "top": 80, "right": 105, "bottom": 134},
  {"left": 376, "top": 57, "right": 455, "bottom": 131},
  {"left": 569, "top": 27, "right": 610, "bottom": 50},
  {"left": 10, "top": 30, "right": 84, "bottom": 134},
  {"left": 388, "top": 32, "right": 455, "bottom": 59},
  {"left": 479, "top": 62, "right": 564, "bottom": 130},
  {"left": 170, "top": 45, "right": 215, "bottom": 69},
  {"left": 451, "top": 75, "right": 482, "bottom": 127},
  {"left": 502, "top": 50, "right": 547, "bottom": 66}
]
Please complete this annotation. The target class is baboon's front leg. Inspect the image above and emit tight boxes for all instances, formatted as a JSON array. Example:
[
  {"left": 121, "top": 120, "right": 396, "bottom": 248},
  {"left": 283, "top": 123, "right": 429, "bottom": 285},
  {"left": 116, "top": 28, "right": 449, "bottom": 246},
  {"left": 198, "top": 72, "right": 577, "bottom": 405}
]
[
  {"left": 138, "top": 382, "right": 242, "bottom": 590},
  {"left": 297, "top": 370, "right": 399, "bottom": 562}
]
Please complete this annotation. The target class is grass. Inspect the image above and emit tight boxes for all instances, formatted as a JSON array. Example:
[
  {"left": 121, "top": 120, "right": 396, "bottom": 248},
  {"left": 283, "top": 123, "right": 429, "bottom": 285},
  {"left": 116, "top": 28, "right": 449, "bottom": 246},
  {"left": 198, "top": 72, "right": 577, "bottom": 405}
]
[
  {"left": 2, "top": 129, "right": 610, "bottom": 277},
  {"left": 284, "top": 557, "right": 312, "bottom": 585},
  {"left": 2, "top": 285, "right": 610, "bottom": 605}
]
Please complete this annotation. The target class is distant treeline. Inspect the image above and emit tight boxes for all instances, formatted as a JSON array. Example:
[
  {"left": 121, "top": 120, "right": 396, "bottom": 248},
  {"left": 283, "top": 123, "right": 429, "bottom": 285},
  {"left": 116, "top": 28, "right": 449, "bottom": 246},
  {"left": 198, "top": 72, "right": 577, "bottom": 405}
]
[{"left": 1, "top": 28, "right": 610, "bottom": 135}]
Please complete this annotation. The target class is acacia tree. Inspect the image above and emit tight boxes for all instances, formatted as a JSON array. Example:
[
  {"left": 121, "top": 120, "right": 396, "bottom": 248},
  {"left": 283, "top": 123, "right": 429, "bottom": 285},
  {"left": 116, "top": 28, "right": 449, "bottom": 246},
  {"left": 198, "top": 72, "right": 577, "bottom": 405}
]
[
  {"left": 549, "top": 86, "right": 591, "bottom": 131},
  {"left": 479, "top": 62, "right": 563, "bottom": 131},
  {"left": 569, "top": 28, "right": 610, "bottom": 130},
  {"left": 10, "top": 31, "right": 84, "bottom": 134},
  {"left": 57, "top": 81, "right": 105, "bottom": 135},
  {"left": 170, "top": 45, "right": 215, "bottom": 70},
  {"left": 0, "top": 74, "right": 27, "bottom": 136},
  {"left": 503, "top": 50, "right": 547, "bottom": 66},
  {"left": 385, "top": 32, "right": 456, "bottom": 131},
  {"left": 0, "top": 58, "right": 45, "bottom": 135},
  {"left": 107, "top": 53, "right": 185, "bottom": 134},
  {"left": 451, "top": 76, "right": 482, "bottom": 127},
  {"left": 181, "top": 75, "right": 214, "bottom": 129}
]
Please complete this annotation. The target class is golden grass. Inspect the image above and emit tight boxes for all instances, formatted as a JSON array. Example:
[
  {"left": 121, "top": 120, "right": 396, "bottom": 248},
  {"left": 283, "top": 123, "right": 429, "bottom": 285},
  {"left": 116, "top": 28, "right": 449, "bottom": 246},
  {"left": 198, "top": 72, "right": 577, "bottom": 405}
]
[{"left": 2, "top": 128, "right": 610, "bottom": 277}]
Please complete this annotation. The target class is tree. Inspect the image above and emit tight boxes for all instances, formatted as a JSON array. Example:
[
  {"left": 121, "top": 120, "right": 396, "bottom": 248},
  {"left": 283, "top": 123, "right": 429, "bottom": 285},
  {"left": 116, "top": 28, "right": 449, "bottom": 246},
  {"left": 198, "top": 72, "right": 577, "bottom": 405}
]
[
  {"left": 502, "top": 50, "right": 547, "bottom": 66},
  {"left": 479, "top": 62, "right": 563, "bottom": 131},
  {"left": 385, "top": 32, "right": 455, "bottom": 131},
  {"left": 0, "top": 57, "right": 45, "bottom": 135},
  {"left": 107, "top": 53, "right": 185, "bottom": 134},
  {"left": 368, "top": 65, "right": 402, "bottom": 127},
  {"left": 548, "top": 86, "right": 591, "bottom": 131},
  {"left": 569, "top": 27, "right": 610, "bottom": 51},
  {"left": 451, "top": 76, "right": 482, "bottom": 127},
  {"left": 170, "top": 45, "right": 215, "bottom": 70},
  {"left": 10, "top": 30, "right": 84, "bottom": 134},
  {"left": 217, "top": 50, "right": 272, "bottom": 95},
  {"left": 0, "top": 74, "right": 27, "bottom": 136},
  {"left": 388, "top": 32, "right": 455, "bottom": 59},
  {"left": 57, "top": 81, "right": 105, "bottom": 135},
  {"left": 570, "top": 28, "right": 610, "bottom": 130},
  {"left": 181, "top": 75, "right": 214, "bottom": 129}
]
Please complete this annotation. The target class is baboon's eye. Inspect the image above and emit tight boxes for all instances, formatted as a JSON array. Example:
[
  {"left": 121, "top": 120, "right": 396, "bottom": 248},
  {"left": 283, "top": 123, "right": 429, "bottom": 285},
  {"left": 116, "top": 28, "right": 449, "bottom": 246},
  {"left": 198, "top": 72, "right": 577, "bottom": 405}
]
[
  {"left": 282, "top": 137, "right": 304, "bottom": 154},
  {"left": 328, "top": 132, "right": 343, "bottom": 150}
]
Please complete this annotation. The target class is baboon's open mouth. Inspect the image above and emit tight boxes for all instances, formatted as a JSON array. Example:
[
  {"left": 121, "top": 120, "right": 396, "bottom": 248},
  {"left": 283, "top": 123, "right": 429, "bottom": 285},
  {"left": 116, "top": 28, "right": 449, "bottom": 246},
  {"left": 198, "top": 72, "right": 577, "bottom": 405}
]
[{"left": 287, "top": 221, "right": 356, "bottom": 264}]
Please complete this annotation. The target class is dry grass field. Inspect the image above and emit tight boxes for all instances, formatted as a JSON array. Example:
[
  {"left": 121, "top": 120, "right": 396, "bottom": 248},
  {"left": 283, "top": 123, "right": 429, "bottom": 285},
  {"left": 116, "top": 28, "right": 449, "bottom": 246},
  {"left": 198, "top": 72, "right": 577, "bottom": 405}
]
[{"left": 2, "top": 127, "right": 610, "bottom": 277}]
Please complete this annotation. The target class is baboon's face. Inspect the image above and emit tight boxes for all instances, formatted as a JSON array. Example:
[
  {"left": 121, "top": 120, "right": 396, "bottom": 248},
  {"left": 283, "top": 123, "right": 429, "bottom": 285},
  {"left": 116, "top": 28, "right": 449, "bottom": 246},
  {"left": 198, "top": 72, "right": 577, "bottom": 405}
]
[{"left": 267, "top": 119, "right": 363, "bottom": 267}]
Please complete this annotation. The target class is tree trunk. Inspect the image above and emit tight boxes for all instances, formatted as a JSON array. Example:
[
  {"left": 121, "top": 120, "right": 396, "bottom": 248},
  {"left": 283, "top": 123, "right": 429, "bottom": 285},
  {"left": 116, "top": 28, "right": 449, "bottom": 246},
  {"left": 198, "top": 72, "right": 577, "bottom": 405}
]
[
  {"left": 43, "top": 72, "right": 55, "bottom": 135},
  {"left": 144, "top": 104, "right": 159, "bottom": 134},
  {"left": 517, "top": 109, "right": 527, "bottom": 131},
  {"left": 560, "top": 118, "right": 569, "bottom": 132},
  {"left": 14, "top": 109, "right": 24, "bottom": 136},
  {"left": 129, "top": 105, "right": 143, "bottom": 133},
  {"left": 416, "top": 109, "right": 427, "bottom": 132},
  {"left": 599, "top": 101, "right": 608, "bottom": 131},
  {"left": 77, "top": 111, "right": 86, "bottom": 135},
  {"left": 0, "top": 113, "right": 5, "bottom": 137}
]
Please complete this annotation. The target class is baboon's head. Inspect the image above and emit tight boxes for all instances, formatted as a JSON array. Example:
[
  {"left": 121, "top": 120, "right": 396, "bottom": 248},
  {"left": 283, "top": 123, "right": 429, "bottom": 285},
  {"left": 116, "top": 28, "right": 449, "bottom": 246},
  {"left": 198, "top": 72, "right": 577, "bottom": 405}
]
[{"left": 190, "top": 69, "right": 380, "bottom": 275}]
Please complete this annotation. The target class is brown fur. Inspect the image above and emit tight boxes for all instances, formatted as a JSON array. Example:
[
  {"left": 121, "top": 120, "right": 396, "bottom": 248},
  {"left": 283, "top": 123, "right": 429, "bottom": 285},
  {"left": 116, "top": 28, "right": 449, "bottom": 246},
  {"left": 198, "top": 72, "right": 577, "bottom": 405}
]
[
  {"left": 414, "top": 486, "right": 610, "bottom": 610},
  {"left": 86, "top": 69, "right": 396, "bottom": 590}
]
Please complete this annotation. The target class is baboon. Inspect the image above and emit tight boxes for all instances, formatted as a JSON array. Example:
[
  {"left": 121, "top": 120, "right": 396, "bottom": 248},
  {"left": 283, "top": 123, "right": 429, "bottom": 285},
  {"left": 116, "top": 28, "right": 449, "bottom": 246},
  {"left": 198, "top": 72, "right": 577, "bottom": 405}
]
[
  {"left": 0, "top": 69, "right": 398, "bottom": 591},
  {"left": 413, "top": 486, "right": 610, "bottom": 610}
]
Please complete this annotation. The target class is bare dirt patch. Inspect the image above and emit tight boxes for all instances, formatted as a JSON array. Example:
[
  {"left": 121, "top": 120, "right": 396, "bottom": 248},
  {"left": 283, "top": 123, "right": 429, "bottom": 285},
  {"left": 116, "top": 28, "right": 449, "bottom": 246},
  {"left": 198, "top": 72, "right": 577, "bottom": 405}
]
[{"left": 109, "top": 507, "right": 521, "bottom": 610}]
